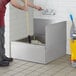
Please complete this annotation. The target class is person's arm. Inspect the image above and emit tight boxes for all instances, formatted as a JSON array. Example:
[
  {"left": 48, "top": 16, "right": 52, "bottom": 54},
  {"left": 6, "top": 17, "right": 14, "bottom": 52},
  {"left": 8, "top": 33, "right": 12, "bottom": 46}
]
[
  {"left": 10, "top": 0, "right": 28, "bottom": 10},
  {"left": 22, "top": 0, "right": 43, "bottom": 11},
  {"left": 27, "top": 1, "right": 43, "bottom": 11}
]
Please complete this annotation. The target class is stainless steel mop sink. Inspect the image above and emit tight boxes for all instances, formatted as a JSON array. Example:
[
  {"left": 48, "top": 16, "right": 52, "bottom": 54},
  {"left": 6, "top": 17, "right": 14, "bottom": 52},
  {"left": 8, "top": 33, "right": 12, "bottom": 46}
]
[{"left": 11, "top": 19, "right": 66, "bottom": 64}]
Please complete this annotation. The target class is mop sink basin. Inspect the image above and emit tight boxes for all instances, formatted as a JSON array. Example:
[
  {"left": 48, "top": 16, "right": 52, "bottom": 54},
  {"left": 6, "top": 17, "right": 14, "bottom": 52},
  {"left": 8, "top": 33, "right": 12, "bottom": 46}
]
[
  {"left": 17, "top": 35, "right": 45, "bottom": 44},
  {"left": 11, "top": 19, "right": 66, "bottom": 64}
]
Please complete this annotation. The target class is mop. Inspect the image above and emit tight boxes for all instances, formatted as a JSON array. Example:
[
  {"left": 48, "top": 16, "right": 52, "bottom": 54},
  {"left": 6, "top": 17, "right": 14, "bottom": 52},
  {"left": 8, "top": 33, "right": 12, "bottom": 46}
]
[
  {"left": 22, "top": 0, "right": 43, "bottom": 45},
  {"left": 69, "top": 14, "right": 76, "bottom": 67}
]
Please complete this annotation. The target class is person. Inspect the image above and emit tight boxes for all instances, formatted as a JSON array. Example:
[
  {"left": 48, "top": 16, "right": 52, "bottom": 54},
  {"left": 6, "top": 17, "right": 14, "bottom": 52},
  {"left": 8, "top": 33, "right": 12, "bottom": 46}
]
[{"left": 0, "top": 0, "right": 42, "bottom": 66}]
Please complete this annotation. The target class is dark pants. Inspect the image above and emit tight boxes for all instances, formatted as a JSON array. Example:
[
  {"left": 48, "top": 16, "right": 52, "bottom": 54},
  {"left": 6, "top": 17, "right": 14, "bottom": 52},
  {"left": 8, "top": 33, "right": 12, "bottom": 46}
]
[{"left": 0, "top": 27, "right": 5, "bottom": 61}]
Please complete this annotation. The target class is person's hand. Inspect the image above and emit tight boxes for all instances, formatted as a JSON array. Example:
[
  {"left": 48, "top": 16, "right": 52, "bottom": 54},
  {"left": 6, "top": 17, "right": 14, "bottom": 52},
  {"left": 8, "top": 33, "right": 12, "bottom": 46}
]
[
  {"left": 22, "top": 5, "right": 28, "bottom": 11},
  {"left": 24, "top": 0, "right": 28, "bottom": 11},
  {"left": 34, "top": 5, "right": 43, "bottom": 11},
  {"left": 24, "top": 6, "right": 28, "bottom": 11},
  {"left": 21, "top": 0, "right": 28, "bottom": 11}
]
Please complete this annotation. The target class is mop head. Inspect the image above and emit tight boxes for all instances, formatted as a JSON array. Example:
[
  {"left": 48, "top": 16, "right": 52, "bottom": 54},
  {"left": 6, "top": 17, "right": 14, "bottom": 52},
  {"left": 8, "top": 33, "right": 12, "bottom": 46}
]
[
  {"left": 27, "top": 35, "right": 44, "bottom": 45},
  {"left": 31, "top": 40, "right": 43, "bottom": 45}
]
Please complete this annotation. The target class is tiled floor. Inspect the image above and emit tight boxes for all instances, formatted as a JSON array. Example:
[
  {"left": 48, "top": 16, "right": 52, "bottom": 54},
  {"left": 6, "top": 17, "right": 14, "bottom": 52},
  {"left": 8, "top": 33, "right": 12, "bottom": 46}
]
[{"left": 0, "top": 55, "right": 76, "bottom": 76}]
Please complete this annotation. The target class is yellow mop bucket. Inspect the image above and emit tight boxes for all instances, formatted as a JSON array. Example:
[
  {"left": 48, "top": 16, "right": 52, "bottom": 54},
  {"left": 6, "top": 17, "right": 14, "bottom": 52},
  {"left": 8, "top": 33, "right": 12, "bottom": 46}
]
[
  {"left": 70, "top": 40, "right": 76, "bottom": 61},
  {"left": 69, "top": 14, "right": 76, "bottom": 67}
]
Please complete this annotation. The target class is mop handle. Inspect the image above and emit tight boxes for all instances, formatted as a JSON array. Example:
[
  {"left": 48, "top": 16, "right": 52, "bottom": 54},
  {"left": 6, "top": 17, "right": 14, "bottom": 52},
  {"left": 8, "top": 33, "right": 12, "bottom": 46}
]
[
  {"left": 69, "top": 14, "right": 75, "bottom": 29},
  {"left": 70, "top": 14, "right": 73, "bottom": 22},
  {"left": 22, "top": 0, "right": 30, "bottom": 36},
  {"left": 25, "top": 0, "right": 30, "bottom": 36},
  {"left": 69, "top": 14, "right": 75, "bottom": 40},
  {"left": 25, "top": 1, "right": 31, "bottom": 37},
  {"left": 25, "top": 12, "right": 30, "bottom": 36}
]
